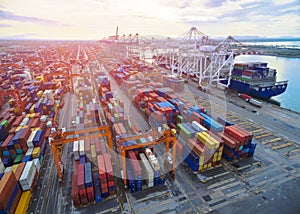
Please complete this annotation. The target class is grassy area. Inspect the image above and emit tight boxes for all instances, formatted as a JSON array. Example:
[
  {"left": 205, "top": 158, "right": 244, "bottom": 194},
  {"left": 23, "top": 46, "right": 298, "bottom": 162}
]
[{"left": 245, "top": 45, "right": 300, "bottom": 58}]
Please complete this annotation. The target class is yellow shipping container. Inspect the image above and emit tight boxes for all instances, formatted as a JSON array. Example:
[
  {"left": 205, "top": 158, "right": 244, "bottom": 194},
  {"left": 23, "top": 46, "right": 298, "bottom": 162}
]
[
  {"left": 202, "top": 132, "right": 220, "bottom": 148},
  {"left": 25, "top": 114, "right": 30, "bottom": 118},
  {"left": 199, "top": 165, "right": 203, "bottom": 171},
  {"left": 219, "top": 146, "right": 224, "bottom": 153},
  {"left": 199, "top": 156, "right": 204, "bottom": 165},
  {"left": 32, "top": 147, "right": 41, "bottom": 159},
  {"left": 91, "top": 145, "right": 96, "bottom": 159},
  {"left": 203, "top": 164, "right": 208, "bottom": 169},
  {"left": 208, "top": 163, "right": 212, "bottom": 168},
  {"left": 15, "top": 126, "right": 23, "bottom": 133},
  {"left": 15, "top": 191, "right": 32, "bottom": 214},
  {"left": 37, "top": 90, "right": 43, "bottom": 97},
  {"left": 171, "top": 129, "right": 176, "bottom": 136},
  {"left": 11, "top": 164, "right": 19, "bottom": 173},
  {"left": 213, "top": 153, "right": 218, "bottom": 159},
  {"left": 217, "top": 155, "right": 222, "bottom": 161},
  {"left": 213, "top": 156, "right": 217, "bottom": 162},
  {"left": 30, "top": 104, "right": 35, "bottom": 113},
  {"left": 196, "top": 133, "right": 215, "bottom": 149}
]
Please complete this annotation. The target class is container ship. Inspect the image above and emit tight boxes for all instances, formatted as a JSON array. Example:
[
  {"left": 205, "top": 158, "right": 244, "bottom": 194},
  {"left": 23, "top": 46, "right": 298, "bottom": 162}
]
[{"left": 221, "top": 62, "right": 288, "bottom": 99}]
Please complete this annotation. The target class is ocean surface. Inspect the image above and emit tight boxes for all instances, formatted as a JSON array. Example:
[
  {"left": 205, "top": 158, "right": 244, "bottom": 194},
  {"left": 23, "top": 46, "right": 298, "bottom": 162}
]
[{"left": 235, "top": 54, "right": 300, "bottom": 113}]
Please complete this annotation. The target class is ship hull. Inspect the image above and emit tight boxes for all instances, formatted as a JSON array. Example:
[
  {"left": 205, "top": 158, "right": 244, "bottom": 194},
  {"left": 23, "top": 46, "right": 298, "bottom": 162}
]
[{"left": 221, "top": 79, "right": 288, "bottom": 99}]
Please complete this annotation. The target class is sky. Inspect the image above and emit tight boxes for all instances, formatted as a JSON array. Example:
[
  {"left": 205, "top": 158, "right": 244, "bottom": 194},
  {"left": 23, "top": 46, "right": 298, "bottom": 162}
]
[{"left": 0, "top": 0, "right": 299, "bottom": 40}]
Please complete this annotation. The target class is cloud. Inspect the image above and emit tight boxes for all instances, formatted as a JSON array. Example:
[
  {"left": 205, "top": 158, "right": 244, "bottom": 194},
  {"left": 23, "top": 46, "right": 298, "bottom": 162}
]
[
  {"left": 0, "top": 10, "right": 67, "bottom": 26},
  {"left": 0, "top": 23, "right": 11, "bottom": 27}
]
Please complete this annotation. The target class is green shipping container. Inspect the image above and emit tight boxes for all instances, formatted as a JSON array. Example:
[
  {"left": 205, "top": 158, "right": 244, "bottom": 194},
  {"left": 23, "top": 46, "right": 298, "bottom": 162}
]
[
  {"left": 0, "top": 120, "right": 8, "bottom": 127},
  {"left": 14, "top": 154, "right": 23, "bottom": 164}
]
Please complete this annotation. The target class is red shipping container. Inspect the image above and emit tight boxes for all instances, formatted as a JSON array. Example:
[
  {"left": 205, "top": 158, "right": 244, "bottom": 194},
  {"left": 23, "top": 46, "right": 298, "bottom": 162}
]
[
  {"left": 128, "top": 151, "right": 142, "bottom": 177},
  {"left": 0, "top": 171, "right": 17, "bottom": 210},
  {"left": 225, "top": 125, "right": 246, "bottom": 143},
  {"left": 79, "top": 189, "right": 87, "bottom": 205},
  {"left": 86, "top": 186, "right": 94, "bottom": 202},
  {"left": 39, "top": 121, "right": 46, "bottom": 131},
  {"left": 1, "top": 134, "right": 14, "bottom": 147},
  {"left": 187, "top": 138, "right": 204, "bottom": 155},
  {"left": 9, "top": 126, "right": 17, "bottom": 134},
  {"left": 100, "top": 143, "right": 107, "bottom": 154},
  {"left": 72, "top": 174, "right": 80, "bottom": 207},
  {"left": 108, "top": 181, "right": 115, "bottom": 187},
  {"left": 15, "top": 162, "right": 26, "bottom": 181},
  {"left": 12, "top": 115, "right": 25, "bottom": 127},
  {"left": 77, "top": 164, "right": 85, "bottom": 190},
  {"left": 97, "top": 155, "right": 106, "bottom": 179}
]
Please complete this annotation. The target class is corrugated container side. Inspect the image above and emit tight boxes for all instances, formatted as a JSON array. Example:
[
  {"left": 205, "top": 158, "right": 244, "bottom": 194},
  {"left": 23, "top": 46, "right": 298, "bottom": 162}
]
[{"left": 15, "top": 191, "right": 32, "bottom": 214}]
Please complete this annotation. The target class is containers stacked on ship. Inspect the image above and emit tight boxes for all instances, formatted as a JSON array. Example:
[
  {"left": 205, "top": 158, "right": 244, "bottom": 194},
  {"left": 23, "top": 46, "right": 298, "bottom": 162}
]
[
  {"left": 128, "top": 151, "right": 143, "bottom": 191},
  {"left": 97, "top": 154, "right": 109, "bottom": 198},
  {"left": 139, "top": 153, "right": 154, "bottom": 187},
  {"left": 126, "top": 160, "right": 137, "bottom": 193},
  {"left": 0, "top": 171, "right": 22, "bottom": 213},
  {"left": 77, "top": 163, "right": 88, "bottom": 205},
  {"left": 219, "top": 125, "right": 256, "bottom": 161},
  {"left": 144, "top": 148, "right": 163, "bottom": 186},
  {"left": 175, "top": 121, "right": 223, "bottom": 173},
  {"left": 103, "top": 153, "right": 115, "bottom": 196}
]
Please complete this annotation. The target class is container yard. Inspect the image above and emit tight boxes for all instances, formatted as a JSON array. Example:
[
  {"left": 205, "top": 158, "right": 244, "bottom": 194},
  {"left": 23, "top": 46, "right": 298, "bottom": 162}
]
[{"left": 0, "top": 39, "right": 300, "bottom": 214}]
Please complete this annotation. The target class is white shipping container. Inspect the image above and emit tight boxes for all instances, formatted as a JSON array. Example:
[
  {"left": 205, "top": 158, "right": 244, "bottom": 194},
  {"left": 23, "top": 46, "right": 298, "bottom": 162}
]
[
  {"left": 191, "top": 121, "right": 207, "bottom": 132},
  {"left": 33, "top": 158, "right": 41, "bottom": 172},
  {"left": 79, "top": 140, "right": 85, "bottom": 156},
  {"left": 20, "top": 161, "right": 37, "bottom": 187},
  {"left": 139, "top": 153, "right": 154, "bottom": 179},
  {"left": 0, "top": 158, "right": 4, "bottom": 173},
  {"left": 20, "top": 117, "right": 29, "bottom": 126},
  {"left": 27, "top": 130, "right": 37, "bottom": 148},
  {"left": 144, "top": 148, "right": 160, "bottom": 171},
  {"left": 26, "top": 148, "right": 34, "bottom": 156},
  {"left": 4, "top": 166, "right": 12, "bottom": 173},
  {"left": 40, "top": 115, "right": 48, "bottom": 122},
  {"left": 73, "top": 141, "right": 79, "bottom": 160}
]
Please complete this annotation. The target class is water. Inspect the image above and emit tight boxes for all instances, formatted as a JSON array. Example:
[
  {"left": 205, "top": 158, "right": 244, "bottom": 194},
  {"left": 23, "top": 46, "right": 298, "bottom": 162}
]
[{"left": 235, "top": 55, "right": 300, "bottom": 113}]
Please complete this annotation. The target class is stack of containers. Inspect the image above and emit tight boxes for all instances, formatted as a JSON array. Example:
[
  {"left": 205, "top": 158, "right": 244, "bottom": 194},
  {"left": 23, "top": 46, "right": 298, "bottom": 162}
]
[
  {"left": 128, "top": 151, "right": 143, "bottom": 191},
  {"left": 77, "top": 164, "right": 87, "bottom": 205},
  {"left": 103, "top": 153, "right": 115, "bottom": 196},
  {"left": 97, "top": 155, "right": 108, "bottom": 198},
  {"left": 84, "top": 162, "right": 94, "bottom": 203},
  {"left": 73, "top": 141, "right": 80, "bottom": 161},
  {"left": 15, "top": 190, "right": 32, "bottom": 214},
  {"left": 85, "top": 139, "right": 91, "bottom": 161},
  {"left": 93, "top": 173, "right": 102, "bottom": 203},
  {"left": 139, "top": 153, "right": 154, "bottom": 187},
  {"left": 144, "top": 148, "right": 161, "bottom": 186},
  {"left": 126, "top": 160, "right": 136, "bottom": 193},
  {"left": 0, "top": 157, "right": 4, "bottom": 173},
  {"left": 176, "top": 121, "right": 223, "bottom": 172},
  {"left": 19, "top": 160, "right": 38, "bottom": 192},
  {"left": 71, "top": 161, "right": 80, "bottom": 207},
  {"left": 0, "top": 171, "right": 22, "bottom": 213},
  {"left": 221, "top": 125, "right": 256, "bottom": 161}
]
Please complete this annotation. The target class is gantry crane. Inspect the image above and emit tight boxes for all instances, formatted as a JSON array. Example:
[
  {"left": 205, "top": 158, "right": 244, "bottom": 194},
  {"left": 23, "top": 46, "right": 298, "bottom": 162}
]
[
  {"left": 49, "top": 125, "right": 113, "bottom": 181},
  {"left": 118, "top": 129, "right": 177, "bottom": 186},
  {"left": 0, "top": 89, "right": 24, "bottom": 115}
]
